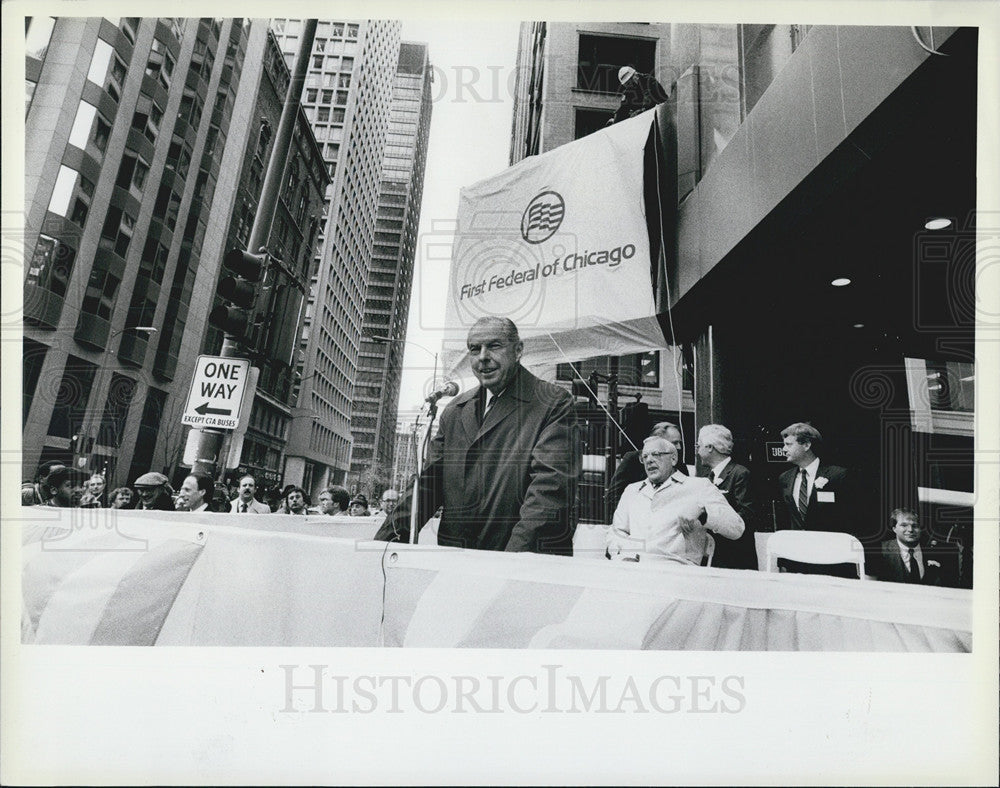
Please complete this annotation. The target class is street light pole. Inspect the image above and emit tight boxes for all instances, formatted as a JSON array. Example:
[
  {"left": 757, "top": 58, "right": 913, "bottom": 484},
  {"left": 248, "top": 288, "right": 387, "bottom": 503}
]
[{"left": 370, "top": 333, "right": 438, "bottom": 395}]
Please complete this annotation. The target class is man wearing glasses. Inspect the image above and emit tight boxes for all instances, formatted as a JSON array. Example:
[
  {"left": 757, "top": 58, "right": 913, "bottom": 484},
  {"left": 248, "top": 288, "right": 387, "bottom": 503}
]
[
  {"left": 607, "top": 435, "right": 744, "bottom": 564},
  {"left": 375, "top": 316, "right": 579, "bottom": 555}
]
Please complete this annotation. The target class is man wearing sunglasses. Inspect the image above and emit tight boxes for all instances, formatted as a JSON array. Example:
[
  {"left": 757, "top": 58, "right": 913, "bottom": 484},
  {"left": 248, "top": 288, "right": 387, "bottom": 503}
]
[{"left": 607, "top": 435, "right": 744, "bottom": 564}]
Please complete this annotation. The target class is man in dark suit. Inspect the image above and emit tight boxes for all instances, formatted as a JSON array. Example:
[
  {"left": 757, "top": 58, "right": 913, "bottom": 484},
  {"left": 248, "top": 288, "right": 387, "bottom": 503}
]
[
  {"left": 777, "top": 422, "right": 852, "bottom": 533},
  {"left": 375, "top": 317, "right": 579, "bottom": 555},
  {"left": 695, "top": 424, "right": 757, "bottom": 569},
  {"left": 875, "top": 508, "right": 960, "bottom": 587}
]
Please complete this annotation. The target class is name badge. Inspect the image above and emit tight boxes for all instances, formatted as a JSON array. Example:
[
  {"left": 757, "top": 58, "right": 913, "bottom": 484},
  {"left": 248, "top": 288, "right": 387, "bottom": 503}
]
[{"left": 817, "top": 491, "right": 836, "bottom": 503}]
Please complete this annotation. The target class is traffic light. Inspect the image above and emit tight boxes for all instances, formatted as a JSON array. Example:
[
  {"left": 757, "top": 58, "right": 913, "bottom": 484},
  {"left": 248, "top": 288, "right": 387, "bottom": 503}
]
[{"left": 209, "top": 249, "right": 267, "bottom": 337}]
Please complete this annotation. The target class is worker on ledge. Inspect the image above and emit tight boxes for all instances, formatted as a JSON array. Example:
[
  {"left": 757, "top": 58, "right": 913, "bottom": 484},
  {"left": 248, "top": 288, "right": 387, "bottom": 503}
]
[{"left": 607, "top": 65, "right": 669, "bottom": 125}]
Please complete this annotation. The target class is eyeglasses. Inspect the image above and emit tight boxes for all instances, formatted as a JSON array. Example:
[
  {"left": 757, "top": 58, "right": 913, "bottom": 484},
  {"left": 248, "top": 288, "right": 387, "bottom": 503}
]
[{"left": 640, "top": 451, "right": 674, "bottom": 461}]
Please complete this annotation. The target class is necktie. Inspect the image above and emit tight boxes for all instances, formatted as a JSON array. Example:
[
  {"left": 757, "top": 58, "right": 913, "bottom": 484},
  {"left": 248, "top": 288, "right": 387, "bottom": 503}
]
[
  {"left": 241, "top": 503, "right": 248, "bottom": 513},
  {"left": 907, "top": 548, "right": 921, "bottom": 582},
  {"left": 709, "top": 470, "right": 716, "bottom": 484},
  {"left": 797, "top": 469, "right": 809, "bottom": 519},
  {"left": 481, "top": 391, "right": 499, "bottom": 424}
]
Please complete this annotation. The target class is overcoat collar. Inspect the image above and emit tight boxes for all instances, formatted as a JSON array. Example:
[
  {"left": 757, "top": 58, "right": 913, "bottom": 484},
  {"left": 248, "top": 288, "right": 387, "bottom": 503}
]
[{"left": 453, "top": 365, "right": 535, "bottom": 444}]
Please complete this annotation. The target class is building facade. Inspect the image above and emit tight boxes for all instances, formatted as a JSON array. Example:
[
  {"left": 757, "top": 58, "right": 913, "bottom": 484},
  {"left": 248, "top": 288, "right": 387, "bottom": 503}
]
[
  {"left": 202, "top": 26, "right": 329, "bottom": 493},
  {"left": 391, "top": 421, "right": 420, "bottom": 493},
  {"left": 508, "top": 23, "right": 693, "bottom": 447},
  {"left": 511, "top": 22, "right": 977, "bottom": 560},
  {"left": 22, "top": 17, "right": 326, "bottom": 491},
  {"left": 348, "top": 41, "right": 433, "bottom": 495},
  {"left": 273, "top": 19, "right": 402, "bottom": 498},
  {"left": 508, "top": 23, "right": 694, "bottom": 505}
]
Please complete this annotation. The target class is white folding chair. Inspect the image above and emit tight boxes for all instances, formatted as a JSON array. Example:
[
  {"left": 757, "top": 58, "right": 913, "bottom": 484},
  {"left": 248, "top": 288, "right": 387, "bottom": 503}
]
[
  {"left": 702, "top": 533, "right": 716, "bottom": 567},
  {"left": 764, "top": 530, "right": 866, "bottom": 579}
]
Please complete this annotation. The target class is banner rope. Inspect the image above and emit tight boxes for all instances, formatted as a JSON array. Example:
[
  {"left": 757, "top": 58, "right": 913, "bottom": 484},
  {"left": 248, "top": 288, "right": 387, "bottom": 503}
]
[{"left": 544, "top": 331, "right": 640, "bottom": 452}]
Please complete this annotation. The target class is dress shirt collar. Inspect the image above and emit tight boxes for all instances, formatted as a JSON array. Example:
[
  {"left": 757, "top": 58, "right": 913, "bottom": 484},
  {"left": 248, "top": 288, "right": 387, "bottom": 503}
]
[
  {"left": 897, "top": 540, "right": 923, "bottom": 568},
  {"left": 802, "top": 456, "right": 821, "bottom": 480},
  {"left": 710, "top": 456, "right": 732, "bottom": 478},
  {"left": 639, "top": 471, "right": 687, "bottom": 494},
  {"left": 484, "top": 386, "right": 509, "bottom": 411}
]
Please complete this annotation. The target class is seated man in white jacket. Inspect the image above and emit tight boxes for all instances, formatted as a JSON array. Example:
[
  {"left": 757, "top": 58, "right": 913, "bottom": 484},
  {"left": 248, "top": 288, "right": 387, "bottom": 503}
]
[{"left": 608, "top": 435, "right": 744, "bottom": 564}]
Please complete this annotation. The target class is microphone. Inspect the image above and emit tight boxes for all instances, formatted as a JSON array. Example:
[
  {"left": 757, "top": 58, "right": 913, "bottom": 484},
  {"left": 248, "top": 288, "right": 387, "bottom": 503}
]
[{"left": 425, "top": 381, "right": 460, "bottom": 404}]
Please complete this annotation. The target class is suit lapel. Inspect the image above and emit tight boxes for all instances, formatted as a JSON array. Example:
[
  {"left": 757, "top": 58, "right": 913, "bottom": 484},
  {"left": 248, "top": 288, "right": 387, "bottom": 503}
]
[
  {"left": 781, "top": 468, "right": 794, "bottom": 504},
  {"left": 457, "top": 392, "right": 482, "bottom": 446},
  {"left": 811, "top": 463, "right": 829, "bottom": 507}
]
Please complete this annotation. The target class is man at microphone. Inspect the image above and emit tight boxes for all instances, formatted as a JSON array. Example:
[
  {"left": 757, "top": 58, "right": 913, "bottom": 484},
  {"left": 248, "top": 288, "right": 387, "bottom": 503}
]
[{"left": 375, "top": 316, "right": 579, "bottom": 555}]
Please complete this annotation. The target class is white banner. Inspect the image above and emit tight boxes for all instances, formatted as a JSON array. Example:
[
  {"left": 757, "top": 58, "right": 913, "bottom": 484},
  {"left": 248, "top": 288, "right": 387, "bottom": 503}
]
[{"left": 441, "top": 110, "right": 667, "bottom": 377}]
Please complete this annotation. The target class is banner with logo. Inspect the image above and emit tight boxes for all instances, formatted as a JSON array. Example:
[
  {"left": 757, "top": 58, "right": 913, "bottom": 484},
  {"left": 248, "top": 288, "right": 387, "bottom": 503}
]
[{"left": 441, "top": 109, "right": 668, "bottom": 377}]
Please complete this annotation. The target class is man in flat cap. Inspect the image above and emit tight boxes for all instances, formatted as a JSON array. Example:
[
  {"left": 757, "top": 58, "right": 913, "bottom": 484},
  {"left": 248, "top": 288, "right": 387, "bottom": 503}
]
[{"left": 133, "top": 472, "right": 175, "bottom": 511}]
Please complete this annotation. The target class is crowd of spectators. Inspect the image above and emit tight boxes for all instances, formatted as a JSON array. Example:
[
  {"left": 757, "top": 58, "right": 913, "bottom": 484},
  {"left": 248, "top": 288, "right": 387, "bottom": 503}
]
[
  {"left": 21, "top": 464, "right": 398, "bottom": 520},
  {"left": 21, "top": 419, "right": 966, "bottom": 588}
]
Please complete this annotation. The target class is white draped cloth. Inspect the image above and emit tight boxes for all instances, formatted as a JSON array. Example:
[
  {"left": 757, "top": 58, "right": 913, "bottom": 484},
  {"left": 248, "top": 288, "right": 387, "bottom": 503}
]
[{"left": 21, "top": 510, "right": 970, "bottom": 651}]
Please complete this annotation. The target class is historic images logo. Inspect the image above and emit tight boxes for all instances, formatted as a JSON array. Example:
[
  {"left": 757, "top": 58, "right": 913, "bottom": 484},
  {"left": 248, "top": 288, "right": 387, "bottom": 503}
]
[{"left": 520, "top": 191, "right": 565, "bottom": 244}]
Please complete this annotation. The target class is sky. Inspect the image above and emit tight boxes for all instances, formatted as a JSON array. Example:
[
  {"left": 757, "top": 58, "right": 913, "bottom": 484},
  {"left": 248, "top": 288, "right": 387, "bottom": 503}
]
[{"left": 394, "top": 20, "right": 522, "bottom": 422}]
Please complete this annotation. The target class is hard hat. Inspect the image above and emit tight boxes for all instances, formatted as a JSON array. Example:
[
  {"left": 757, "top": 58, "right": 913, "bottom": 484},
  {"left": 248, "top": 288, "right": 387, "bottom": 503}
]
[{"left": 618, "top": 66, "right": 637, "bottom": 85}]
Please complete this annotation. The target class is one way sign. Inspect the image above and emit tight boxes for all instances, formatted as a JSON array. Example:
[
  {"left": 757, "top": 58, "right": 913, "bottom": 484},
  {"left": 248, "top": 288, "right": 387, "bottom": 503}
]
[{"left": 182, "top": 355, "right": 251, "bottom": 429}]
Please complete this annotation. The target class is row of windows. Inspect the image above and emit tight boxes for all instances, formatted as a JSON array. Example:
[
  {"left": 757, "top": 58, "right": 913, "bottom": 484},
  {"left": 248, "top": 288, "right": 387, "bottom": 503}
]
[
  {"left": 47, "top": 166, "right": 95, "bottom": 228},
  {"left": 89, "top": 38, "right": 128, "bottom": 102},
  {"left": 146, "top": 38, "right": 175, "bottom": 91},
  {"left": 311, "top": 54, "right": 356, "bottom": 76},
  {"left": 99, "top": 205, "right": 136, "bottom": 259},
  {"left": 313, "top": 124, "right": 344, "bottom": 142},
  {"left": 283, "top": 20, "right": 359, "bottom": 39},
  {"left": 68, "top": 100, "right": 112, "bottom": 158},
  {"left": 307, "top": 104, "right": 346, "bottom": 123}
]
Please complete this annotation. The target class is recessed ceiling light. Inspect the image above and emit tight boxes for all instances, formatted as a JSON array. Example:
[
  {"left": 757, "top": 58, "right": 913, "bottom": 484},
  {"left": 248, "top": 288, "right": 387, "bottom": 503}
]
[
  {"left": 925, "top": 218, "right": 952, "bottom": 230},
  {"left": 831, "top": 277, "right": 851, "bottom": 287},
  {"left": 852, "top": 323, "right": 864, "bottom": 329}
]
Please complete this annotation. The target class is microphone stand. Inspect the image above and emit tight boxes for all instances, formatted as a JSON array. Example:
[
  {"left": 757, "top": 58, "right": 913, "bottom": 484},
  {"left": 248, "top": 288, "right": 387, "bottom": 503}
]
[{"left": 408, "top": 399, "right": 440, "bottom": 545}]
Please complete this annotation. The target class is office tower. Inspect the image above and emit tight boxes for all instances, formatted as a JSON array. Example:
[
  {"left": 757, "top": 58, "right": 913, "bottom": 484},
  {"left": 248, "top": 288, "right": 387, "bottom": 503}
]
[
  {"left": 349, "top": 41, "right": 433, "bottom": 493},
  {"left": 23, "top": 17, "right": 325, "bottom": 488},
  {"left": 203, "top": 26, "right": 330, "bottom": 491},
  {"left": 273, "top": 19, "right": 402, "bottom": 496}
]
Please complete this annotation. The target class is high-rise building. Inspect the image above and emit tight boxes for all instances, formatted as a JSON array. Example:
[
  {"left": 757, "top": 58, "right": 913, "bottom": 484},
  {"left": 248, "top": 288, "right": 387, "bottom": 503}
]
[
  {"left": 22, "top": 17, "right": 326, "bottom": 489},
  {"left": 391, "top": 421, "right": 420, "bottom": 493},
  {"left": 273, "top": 19, "right": 402, "bottom": 497},
  {"left": 203, "top": 26, "right": 330, "bottom": 493},
  {"left": 349, "top": 41, "right": 433, "bottom": 493}
]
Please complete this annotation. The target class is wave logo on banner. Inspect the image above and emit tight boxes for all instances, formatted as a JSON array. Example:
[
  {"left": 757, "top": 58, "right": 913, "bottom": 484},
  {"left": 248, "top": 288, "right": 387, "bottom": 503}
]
[
  {"left": 521, "top": 191, "right": 565, "bottom": 244},
  {"left": 442, "top": 109, "right": 668, "bottom": 376}
]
